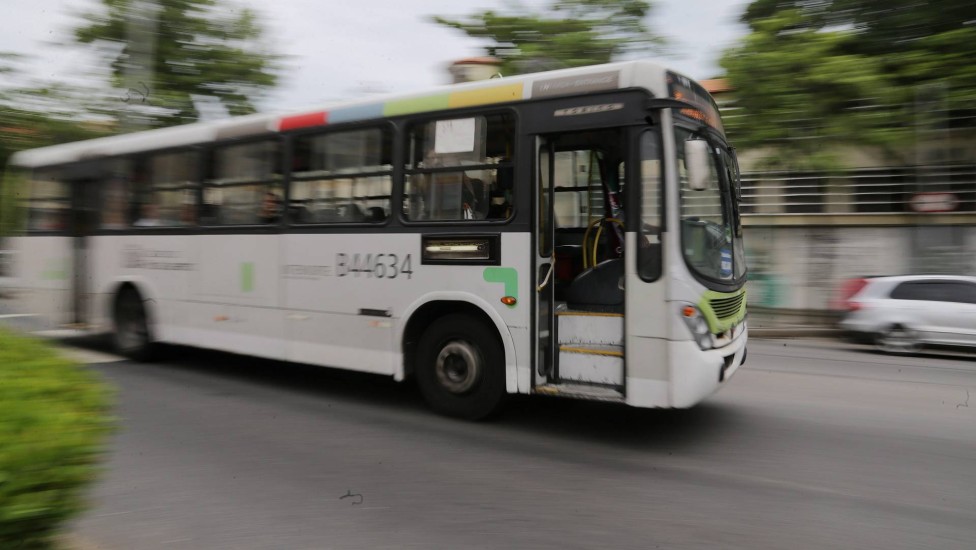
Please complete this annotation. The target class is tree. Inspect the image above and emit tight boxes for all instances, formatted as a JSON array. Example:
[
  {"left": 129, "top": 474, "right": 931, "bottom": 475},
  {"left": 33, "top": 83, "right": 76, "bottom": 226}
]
[
  {"left": 722, "top": 1, "right": 976, "bottom": 167},
  {"left": 0, "top": 54, "right": 110, "bottom": 168},
  {"left": 74, "top": 0, "right": 281, "bottom": 128},
  {"left": 720, "top": 10, "right": 911, "bottom": 168},
  {"left": 0, "top": 53, "right": 112, "bottom": 236},
  {"left": 432, "top": 0, "right": 664, "bottom": 76}
]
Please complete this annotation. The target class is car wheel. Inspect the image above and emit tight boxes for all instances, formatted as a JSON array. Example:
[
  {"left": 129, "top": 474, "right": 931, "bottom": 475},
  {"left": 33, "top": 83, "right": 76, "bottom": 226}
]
[
  {"left": 875, "top": 324, "right": 919, "bottom": 354},
  {"left": 416, "top": 314, "right": 506, "bottom": 420},
  {"left": 113, "top": 288, "right": 156, "bottom": 361}
]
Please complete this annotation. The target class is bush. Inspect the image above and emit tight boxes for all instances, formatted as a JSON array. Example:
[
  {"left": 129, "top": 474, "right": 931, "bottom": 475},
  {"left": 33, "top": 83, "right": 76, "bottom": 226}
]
[{"left": 0, "top": 329, "right": 114, "bottom": 549}]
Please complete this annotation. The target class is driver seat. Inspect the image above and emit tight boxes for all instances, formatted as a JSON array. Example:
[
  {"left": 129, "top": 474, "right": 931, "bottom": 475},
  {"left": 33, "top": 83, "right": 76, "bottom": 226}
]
[{"left": 565, "top": 258, "right": 624, "bottom": 313}]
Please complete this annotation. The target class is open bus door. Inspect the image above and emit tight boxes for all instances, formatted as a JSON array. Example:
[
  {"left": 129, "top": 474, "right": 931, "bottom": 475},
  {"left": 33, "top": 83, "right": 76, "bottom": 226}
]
[
  {"left": 535, "top": 137, "right": 557, "bottom": 387},
  {"left": 534, "top": 131, "right": 627, "bottom": 401}
]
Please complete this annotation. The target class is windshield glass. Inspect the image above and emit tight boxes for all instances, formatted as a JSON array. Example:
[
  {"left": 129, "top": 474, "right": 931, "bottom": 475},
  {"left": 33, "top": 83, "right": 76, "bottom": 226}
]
[{"left": 674, "top": 126, "right": 745, "bottom": 284}]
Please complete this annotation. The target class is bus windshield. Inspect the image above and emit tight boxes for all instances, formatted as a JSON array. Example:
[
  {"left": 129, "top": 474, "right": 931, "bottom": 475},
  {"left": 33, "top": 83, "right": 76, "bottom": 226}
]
[{"left": 675, "top": 126, "right": 746, "bottom": 286}]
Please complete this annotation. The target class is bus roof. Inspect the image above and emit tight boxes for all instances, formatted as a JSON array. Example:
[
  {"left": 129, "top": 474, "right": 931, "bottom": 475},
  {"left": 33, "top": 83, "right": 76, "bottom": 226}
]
[{"left": 10, "top": 59, "right": 675, "bottom": 169}]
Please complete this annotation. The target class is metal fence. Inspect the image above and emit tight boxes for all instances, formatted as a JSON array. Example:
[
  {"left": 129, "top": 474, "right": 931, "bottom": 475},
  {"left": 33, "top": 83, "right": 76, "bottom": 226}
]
[{"left": 740, "top": 164, "right": 976, "bottom": 220}]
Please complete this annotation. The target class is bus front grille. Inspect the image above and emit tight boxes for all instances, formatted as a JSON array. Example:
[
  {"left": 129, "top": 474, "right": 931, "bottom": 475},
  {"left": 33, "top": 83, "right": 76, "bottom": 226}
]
[{"left": 709, "top": 293, "right": 745, "bottom": 320}]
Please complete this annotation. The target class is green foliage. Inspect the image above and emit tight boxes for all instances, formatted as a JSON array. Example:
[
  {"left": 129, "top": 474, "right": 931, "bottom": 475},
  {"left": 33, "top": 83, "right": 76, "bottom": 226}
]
[
  {"left": 432, "top": 0, "right": 664, "bottom": 75},
  {"left": 0, "top": 169, "right": 28, "bottom": 238},
  {"left": 0, "top": 104, "right": 109, "bottom": 170},
  {"left": 723, "top": 1, "right": 976, "bottom": 169},
  {"left": 0, "top": 330, "right": 114, "bottom": 549},
  {"left": 74, "top": 0, "right": 281, "bottom": 127},
  {"left": 0, "top": 56, "right": 112, "bottom": 240},
  {"left": 0, "top": 56, "right": 111, "bottom": 169}
]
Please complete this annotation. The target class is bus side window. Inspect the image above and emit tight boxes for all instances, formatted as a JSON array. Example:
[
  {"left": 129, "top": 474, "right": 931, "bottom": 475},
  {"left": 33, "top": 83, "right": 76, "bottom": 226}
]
[
  {"left": 100, "top": 159, "right": 135, "bottom": 230},
  {"left": 134, "top": 151, "right": 200, "bottom": 227},
  {"left": 289, "top": 126, "right": 392, "bottom": 225},
  {"left": 403, "top": 112, "right": 515, "bottom": 222},
  {"left": 205, "top": 139, "right": 280, "bottom": 226},
  {"left": 26, "top": 170, "right": 69, "bottom": 233}
]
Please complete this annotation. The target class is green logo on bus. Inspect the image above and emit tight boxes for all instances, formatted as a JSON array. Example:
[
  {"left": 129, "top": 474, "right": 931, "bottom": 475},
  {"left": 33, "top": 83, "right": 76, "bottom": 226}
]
[
  {"left": 241, "top": 262, "right": 254, "bottom": 292},
  {"left": 483, "top": 267, "right": 518, "bottom": 308}
]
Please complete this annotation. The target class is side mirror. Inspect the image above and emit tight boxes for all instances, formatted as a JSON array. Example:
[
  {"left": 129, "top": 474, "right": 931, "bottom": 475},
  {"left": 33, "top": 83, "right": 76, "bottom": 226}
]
[{"left": 685, "top": 139, "right": 712, "bottom": 191}]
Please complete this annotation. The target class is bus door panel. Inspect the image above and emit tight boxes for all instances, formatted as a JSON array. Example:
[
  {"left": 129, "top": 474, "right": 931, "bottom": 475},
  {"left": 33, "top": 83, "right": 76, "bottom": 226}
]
[
  {"left": 534, "top": 129, "right": 629, "bottom": 390},
  {"left": 68, "top": 167, "right": 102, "bottom": 327},
  {"left": 534, "top": 137, "right": 557, "bottom": 385},
  {"left": 624, "top": 128, "right": 671, "bottom": 391}
]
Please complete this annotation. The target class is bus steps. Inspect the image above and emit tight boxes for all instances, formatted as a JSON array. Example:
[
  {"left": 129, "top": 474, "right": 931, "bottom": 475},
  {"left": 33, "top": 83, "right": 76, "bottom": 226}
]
[
  {"left": 555, "top": 310, "right": 623, "bottom": 345},
  {"left": 534, "top": 383, "right": 624, "bottom": 402},
  {"left": 558, "top": 345, "right": 624, "bottom": 386},
  {"left": 556, "top": 311, "right": 624, "bottom": 386}
]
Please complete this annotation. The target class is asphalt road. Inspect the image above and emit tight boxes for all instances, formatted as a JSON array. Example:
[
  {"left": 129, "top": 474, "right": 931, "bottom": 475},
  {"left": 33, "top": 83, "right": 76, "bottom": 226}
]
[{"left": 66, "top": 339, "right": 976, "bottom": 550}]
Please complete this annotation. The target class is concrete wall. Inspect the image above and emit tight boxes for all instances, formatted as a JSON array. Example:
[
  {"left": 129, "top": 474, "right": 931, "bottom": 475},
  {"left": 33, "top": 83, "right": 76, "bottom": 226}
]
[{"left": 744, "top": 224, "right": 976, "bottom": 311}]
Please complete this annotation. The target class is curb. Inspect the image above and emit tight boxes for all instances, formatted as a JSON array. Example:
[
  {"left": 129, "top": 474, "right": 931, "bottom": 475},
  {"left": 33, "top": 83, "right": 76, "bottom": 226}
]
[
  {"left": 749, "top": 327, "right": 842, "bottom": 339},
  {"left": 59, "top": 534, "right": 106, "bottom": 550}
]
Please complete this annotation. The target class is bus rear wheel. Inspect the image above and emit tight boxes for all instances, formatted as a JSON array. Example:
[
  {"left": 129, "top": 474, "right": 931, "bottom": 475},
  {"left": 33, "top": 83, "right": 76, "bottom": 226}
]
[
  {"left": 416, "top": 314, "right": 505, "bottom": 420},
  {"left": 113, "top": 288, "right": 155, "bottom": 361}
]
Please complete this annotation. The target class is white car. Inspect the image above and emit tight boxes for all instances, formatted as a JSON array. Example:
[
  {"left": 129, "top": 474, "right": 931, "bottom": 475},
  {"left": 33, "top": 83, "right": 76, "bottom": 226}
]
[{"left": 837, "top": 275, "right": 976, "bottom": 353}]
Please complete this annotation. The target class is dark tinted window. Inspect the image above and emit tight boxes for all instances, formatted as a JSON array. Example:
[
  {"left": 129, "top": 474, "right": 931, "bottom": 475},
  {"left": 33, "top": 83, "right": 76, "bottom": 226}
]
[
  {"left": 941, "top": 282, "right": 976, "bottom": 304},
  {"left": 890, "top": 281, "right": 976, "bottom": 304}
]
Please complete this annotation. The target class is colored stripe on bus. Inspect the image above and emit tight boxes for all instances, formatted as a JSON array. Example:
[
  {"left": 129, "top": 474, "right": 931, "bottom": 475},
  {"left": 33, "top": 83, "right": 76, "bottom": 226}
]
[
  {"left": 328, "top": 103, "right": 385, "bottom": 124},
  {"left": 448, "top": 83, "right": 524, "bottom": 108},
  {"left": 279, "top": 111, "right": 328, "bottom": 131},
  {"left": 278, "top": 84, "right": 523, "bottom": 130},
  {"left": 383, "top": 94, "right": 451, "bottom": 117}
]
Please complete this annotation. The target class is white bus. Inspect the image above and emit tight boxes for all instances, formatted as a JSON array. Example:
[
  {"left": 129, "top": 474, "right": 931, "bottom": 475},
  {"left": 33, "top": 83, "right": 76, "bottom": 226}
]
[{"left": 1, "top": 60, "right": 747, "bottom": 418}]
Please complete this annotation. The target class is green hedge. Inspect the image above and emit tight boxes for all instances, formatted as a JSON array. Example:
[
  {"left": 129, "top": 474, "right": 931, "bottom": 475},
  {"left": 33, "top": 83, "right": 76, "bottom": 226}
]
[{"left": 0, "top": 329, "right": 114, "bottom": 549}]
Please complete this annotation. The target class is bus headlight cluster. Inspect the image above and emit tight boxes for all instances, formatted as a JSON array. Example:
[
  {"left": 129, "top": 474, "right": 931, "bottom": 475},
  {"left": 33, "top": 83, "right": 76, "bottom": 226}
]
[{"left": 680, "top": 305, "right": 713, "bottom": 350}]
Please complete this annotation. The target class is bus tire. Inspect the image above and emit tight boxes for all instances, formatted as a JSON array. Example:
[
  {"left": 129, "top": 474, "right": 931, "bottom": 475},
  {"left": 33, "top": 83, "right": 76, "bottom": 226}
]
[
  {"left": 113, "top": 287, "right": 156, "bottom": 361},
  {"left": 416, "top": 313, "right": 506, "bottom": 420}
]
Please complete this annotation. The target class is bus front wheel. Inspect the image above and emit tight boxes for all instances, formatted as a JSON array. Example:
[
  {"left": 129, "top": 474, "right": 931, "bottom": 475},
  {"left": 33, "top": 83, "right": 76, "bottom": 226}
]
[
  {"left": 416, "top": 314, "right": 505, "bottom": 420},
  {"left": 113, "top": 287, "right": 156, "bottom": 361}
]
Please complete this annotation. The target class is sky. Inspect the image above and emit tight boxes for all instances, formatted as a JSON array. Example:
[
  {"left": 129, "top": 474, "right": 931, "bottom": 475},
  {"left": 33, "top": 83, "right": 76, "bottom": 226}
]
[{"left": 1, "top": 0, "right": 751, "bottom": 114}]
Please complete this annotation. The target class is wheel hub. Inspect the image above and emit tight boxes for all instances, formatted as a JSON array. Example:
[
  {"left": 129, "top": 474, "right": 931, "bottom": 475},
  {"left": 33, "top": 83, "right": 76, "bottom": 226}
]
[{"left": 435, "top": 340, "right": 481, "bottom": 394}]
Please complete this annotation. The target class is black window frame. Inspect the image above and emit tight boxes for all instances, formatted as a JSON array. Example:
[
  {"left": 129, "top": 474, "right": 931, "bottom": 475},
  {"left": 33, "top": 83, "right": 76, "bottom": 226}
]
[
  {"left": 891, "top": 280, "right": 976, "bottom": 304},
  {"left": 202, "top": 136, "right": 283, "bottom": 228},
  {"left": 132, "top": 148, "right": 203, "bottom": 229},
  {"left": 287, "top": 122, "right": 395, "bottom": 227},
  {"left": 637, "top": 126, "right": 665, "bottom": 283},
  {"left": 400, "top": 109, "right": 518, "bottom": 226},
  {"left": 23, "top": 166, "right": 71, "bottom": 235}
]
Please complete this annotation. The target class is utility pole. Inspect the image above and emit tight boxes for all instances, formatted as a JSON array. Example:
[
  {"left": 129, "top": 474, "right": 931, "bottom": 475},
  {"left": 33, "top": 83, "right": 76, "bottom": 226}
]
[{"left": 123, "top": 0, "right": 160, "bottom": 132}]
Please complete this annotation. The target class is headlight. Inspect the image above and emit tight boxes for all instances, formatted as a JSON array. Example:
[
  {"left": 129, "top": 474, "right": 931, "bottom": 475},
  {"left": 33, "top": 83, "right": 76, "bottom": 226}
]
[{"left": 679, "top": 304, "right": 713, "bottom": 350}]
